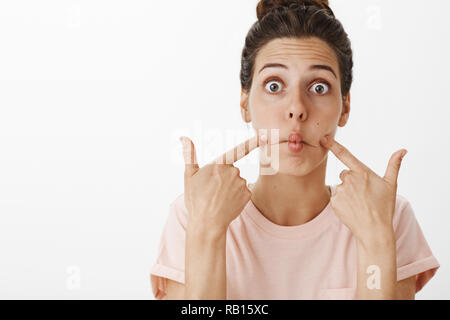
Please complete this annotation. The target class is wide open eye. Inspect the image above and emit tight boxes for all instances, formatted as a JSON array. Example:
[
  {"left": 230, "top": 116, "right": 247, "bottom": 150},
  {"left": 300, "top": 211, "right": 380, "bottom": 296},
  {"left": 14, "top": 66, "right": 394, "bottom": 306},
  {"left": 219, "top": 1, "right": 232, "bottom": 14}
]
[
  {"left": 265, "top": 80, "right": 284, "bottom": 94},
  {"left": 310, "top": 82, "right": 330, "bottom": 95}
]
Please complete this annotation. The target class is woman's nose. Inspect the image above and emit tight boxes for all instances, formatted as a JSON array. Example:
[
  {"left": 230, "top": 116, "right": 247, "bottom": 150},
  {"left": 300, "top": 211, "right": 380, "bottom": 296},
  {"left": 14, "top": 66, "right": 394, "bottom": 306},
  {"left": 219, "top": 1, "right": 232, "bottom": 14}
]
[
  {"left": 287, "top": 101, "right": 307, "bottom": 121},
  {"left": 289, "top": 110, "right": 305, "bottom": 120}
]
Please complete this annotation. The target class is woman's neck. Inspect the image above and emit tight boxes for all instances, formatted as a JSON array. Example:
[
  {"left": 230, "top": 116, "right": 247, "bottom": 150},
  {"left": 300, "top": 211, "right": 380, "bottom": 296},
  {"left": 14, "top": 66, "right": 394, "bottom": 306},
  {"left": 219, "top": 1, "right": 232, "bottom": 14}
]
[{"left": 250, "top": 159, "right": 331, "bottom": 226}]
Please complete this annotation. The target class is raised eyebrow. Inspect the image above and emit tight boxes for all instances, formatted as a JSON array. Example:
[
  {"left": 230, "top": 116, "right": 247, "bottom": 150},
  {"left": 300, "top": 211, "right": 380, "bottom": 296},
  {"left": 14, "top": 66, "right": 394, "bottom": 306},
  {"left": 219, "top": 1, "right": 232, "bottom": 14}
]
[
  {"left": 309, "top": 64, "right": 337, "bottom": 79},
  {"left": 258, "top": 63, "right": 288, "bottom": 74}
]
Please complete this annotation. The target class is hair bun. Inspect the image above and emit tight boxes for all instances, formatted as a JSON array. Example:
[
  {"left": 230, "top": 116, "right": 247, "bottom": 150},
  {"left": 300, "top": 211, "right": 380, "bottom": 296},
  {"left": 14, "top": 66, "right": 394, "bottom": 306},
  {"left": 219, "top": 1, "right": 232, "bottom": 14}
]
[{"left": 256, "top": 0, "right": 330, "bottom": 21}]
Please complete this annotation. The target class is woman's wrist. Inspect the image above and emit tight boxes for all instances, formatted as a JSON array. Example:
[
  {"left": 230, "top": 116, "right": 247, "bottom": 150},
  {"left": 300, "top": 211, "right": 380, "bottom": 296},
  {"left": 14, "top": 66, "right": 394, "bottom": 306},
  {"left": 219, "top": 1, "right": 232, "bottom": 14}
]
[
  {"left": 187, "top": 219, "right": 228, "bottom": 242},
  {"left": 355, "top": 225, "right": 396, "bottom": 253}
]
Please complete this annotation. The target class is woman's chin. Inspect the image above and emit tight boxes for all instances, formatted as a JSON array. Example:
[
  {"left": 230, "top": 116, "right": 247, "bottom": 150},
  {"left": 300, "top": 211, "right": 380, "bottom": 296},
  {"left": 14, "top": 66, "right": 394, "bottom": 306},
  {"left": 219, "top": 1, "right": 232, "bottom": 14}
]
[
  {"left": 277, "top": 159, "right": 311, "bottom": 176},
  {"left": 257, "top": 157, "right": 310, "bottom": 176}
]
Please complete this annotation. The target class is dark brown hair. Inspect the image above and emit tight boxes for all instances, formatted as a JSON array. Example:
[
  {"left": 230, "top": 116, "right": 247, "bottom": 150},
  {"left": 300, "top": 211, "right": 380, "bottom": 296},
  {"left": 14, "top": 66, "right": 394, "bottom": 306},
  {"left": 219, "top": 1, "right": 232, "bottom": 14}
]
[{"left": 240, "top": 0, "right": 353, "bottom": 99}]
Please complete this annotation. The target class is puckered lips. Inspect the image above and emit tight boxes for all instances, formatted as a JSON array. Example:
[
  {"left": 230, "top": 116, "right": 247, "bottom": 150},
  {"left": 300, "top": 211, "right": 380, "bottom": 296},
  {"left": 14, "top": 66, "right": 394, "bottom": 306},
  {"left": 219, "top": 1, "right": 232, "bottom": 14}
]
[
  {"left": 262, "top": 131, "right": 312, "bottom": 147},
  {"left": 288, "top": 132, "right": 303, "bottom": 144},
  {"left": 287, "top": 131, "right": 304, "bottom": 153}
]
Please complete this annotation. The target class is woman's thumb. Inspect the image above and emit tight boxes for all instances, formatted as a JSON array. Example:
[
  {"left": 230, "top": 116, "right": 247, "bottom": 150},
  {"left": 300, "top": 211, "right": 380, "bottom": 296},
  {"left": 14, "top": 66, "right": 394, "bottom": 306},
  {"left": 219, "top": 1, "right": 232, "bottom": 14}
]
[{"left": 180, "top": 136, "right": 199, "bottom": 176}]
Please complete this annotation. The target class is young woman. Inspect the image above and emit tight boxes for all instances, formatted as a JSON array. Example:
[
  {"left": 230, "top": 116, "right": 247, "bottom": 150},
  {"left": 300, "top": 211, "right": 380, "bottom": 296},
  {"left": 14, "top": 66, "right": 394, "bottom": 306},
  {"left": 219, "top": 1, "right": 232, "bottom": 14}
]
[{"left": 150, "top": 0, "right": 440, "bottom": 299}]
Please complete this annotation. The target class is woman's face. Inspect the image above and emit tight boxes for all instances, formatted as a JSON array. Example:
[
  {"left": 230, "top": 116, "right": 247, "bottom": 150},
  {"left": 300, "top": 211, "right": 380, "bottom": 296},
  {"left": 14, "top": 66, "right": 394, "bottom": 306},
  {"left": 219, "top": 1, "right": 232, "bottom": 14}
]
[{"left": 241, "top": 37, "right": 350, "bottom": 176}]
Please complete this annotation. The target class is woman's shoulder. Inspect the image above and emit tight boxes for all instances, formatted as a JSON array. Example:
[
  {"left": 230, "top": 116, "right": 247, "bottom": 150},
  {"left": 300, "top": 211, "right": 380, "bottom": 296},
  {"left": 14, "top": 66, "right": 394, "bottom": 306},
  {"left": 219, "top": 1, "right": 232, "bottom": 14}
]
[
  {"left": 170, "top": 192, "right": 186, "bottom": 209},
  {"left": 392, "top": 192, "right": 416, "bottom": 229},
  {"left": 395, "top": 192, "right": 410, "bottom": 208}
]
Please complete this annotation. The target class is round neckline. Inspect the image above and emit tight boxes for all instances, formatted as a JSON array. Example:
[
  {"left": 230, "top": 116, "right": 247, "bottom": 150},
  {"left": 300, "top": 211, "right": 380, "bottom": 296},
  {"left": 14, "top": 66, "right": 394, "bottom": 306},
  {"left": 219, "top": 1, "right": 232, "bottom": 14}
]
[{"left": 243, "top": 184, "right": 336, "bottom": 239}]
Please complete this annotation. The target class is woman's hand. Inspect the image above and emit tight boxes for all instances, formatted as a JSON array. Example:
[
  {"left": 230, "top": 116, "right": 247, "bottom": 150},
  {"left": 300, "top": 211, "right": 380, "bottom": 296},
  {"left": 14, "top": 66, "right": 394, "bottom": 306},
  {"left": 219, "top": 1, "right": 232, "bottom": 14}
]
[
  {"left": 319, "top": 135, "right": 408, "bottom": 245},
  {"left": 180, "top": 135, "right": 263, "bottom": 235}
]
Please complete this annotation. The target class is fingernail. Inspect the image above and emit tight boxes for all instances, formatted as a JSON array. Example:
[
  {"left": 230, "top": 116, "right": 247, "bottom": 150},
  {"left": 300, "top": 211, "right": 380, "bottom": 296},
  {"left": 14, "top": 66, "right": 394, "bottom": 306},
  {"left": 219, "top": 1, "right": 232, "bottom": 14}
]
[
  {"left": 401, "top": 150, "right": 408, "bottom": 159},
  {"left": 321, "top": 136, "right": 328, "bottom": 144},
  {"left": 179, "top": 137, "right": 186, "bottom": 148}
]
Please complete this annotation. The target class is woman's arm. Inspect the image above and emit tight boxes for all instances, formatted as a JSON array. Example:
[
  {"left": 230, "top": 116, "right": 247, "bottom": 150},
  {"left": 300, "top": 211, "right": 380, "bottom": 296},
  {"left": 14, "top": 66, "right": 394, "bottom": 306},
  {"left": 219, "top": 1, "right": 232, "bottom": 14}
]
[
  {"left": 166, "top": 279, "right": 186, "bottom": 300},
  {"left": 356, "top": 230, "right": 416, "bottom": 299},
  {"left": 355, "top": 229, "right": 397, "bottom": 299},
  {"left": 180, "top": 136, "right": 259, "bottom": 300},
  {"left": 319, "top": 136, "right": 413, "bottom": 299},
  {"left": 396, "top": 276, "right": 416, "bottom": 299},
  {"left": 184, "top": 223, "right": 227, "bottom": 300}
]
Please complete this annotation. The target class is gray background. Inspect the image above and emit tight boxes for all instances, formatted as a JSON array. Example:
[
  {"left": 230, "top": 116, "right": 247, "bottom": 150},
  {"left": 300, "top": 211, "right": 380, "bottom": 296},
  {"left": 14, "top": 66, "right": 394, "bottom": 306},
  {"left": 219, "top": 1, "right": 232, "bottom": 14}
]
[{"left": 0, "top": 0, "right": 448, "bottom": 299}]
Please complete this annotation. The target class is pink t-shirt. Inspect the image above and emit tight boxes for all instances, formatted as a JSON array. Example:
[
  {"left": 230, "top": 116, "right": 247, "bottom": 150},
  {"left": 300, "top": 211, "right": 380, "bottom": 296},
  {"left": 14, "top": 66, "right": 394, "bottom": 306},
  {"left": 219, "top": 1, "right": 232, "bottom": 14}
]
[{"left": 150, "top": 184, "right": 440, "bottom": 299}]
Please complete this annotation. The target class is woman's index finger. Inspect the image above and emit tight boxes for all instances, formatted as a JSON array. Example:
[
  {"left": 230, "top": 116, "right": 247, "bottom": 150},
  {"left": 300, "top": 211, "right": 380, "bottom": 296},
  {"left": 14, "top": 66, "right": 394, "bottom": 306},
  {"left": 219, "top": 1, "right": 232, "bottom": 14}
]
[
  {"left": 214, "top": 135, "right": 261, "bottom": 165},
  {"left": 324, "top": 136, "right": 369, "bottom": 172}
]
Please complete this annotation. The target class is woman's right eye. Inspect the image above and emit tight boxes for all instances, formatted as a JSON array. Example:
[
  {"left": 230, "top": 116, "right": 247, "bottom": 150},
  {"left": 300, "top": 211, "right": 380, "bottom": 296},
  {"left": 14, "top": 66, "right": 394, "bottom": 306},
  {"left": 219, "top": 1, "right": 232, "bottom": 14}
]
[{"left": 264, "top": 80, "right": 284, "bottom": 94}]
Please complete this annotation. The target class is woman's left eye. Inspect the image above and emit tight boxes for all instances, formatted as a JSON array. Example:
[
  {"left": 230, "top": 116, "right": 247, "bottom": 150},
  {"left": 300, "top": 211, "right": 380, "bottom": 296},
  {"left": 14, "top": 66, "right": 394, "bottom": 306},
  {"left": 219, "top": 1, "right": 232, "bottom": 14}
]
[
  {"left": 264, "top": 80, "right": 284, "bottom": 93},
  {"left": 310, "top": 82, "right": 330, "bottom": 95}
]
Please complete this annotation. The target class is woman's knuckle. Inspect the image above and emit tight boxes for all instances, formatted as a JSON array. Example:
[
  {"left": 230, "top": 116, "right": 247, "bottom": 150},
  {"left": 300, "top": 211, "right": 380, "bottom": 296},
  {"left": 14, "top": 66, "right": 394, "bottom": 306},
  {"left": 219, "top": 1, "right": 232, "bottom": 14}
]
[{"left": 230, "top": 166, "right": 240, "bottom": 176}]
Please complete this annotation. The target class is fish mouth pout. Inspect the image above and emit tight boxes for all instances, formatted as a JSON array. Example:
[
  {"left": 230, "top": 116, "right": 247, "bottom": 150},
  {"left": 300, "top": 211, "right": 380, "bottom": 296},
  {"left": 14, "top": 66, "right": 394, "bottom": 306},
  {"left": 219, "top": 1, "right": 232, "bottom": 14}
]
[
  {"left": 266, "top": 140, "right": 313, "bottom": 147},
  {"left": 283, "top": 139, "right": 310, "bottom": 146},
  {"left": 287, "top": 140, "right": 304, "bottom": 153}
]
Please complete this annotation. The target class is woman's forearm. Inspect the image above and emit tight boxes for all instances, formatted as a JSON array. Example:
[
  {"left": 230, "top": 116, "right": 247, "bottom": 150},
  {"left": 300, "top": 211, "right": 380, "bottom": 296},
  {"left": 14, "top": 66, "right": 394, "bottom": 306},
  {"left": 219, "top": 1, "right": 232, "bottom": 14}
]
[
  {"left": 185, "top": 222, "right": 227, "bottom": 299},
  {"left": 355, "top": 229, "right": 397, "bottom": 299}
]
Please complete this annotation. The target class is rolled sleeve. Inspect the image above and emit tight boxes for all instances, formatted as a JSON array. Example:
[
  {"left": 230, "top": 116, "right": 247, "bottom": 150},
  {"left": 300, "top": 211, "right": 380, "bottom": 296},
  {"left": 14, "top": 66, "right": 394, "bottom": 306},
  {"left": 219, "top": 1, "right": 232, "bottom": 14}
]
[
  {"left": 393, "top": 195, "right": 440, "bottom": 293},
  {"left": 150, "top": 194, "right": 188, "bottom": 300}
]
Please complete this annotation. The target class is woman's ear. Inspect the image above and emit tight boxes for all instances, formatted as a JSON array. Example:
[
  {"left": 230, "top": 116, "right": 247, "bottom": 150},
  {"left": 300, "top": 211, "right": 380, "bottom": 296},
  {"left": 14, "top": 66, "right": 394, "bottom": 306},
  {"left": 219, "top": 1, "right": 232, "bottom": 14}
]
[
  {"left": 338, "top": 91, "right": 351, "bottom": 127},
  {"left": 240, "top": 89, "right": 251, "bottom": 123}
]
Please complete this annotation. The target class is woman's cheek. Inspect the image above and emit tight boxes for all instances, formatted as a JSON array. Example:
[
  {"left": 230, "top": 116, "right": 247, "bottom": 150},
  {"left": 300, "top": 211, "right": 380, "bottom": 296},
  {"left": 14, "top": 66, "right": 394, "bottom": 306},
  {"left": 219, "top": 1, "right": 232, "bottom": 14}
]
[
  {"left": 307, "top": 117, "right": 332, "bottom": 150},
  {"left": 251, "top": 101, "right": 284, "bottom": 128}
]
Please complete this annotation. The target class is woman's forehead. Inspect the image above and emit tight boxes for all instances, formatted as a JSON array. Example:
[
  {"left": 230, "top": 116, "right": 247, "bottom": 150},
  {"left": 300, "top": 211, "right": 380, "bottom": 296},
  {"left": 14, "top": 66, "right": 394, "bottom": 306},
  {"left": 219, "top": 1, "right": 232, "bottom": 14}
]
[{"left": 256, "top": 37, "right": 338, "bottom": 71}]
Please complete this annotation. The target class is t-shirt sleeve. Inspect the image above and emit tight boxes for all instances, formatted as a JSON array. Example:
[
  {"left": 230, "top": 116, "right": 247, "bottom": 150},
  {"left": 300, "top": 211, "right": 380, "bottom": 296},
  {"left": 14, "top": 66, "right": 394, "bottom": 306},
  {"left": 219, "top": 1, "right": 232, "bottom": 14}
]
[
  {"left": 150, "top": 193, "right": 188, "bottom": 300},
  {"left": 393, "top": 194, "right": 440, "bottom": 293}
]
